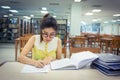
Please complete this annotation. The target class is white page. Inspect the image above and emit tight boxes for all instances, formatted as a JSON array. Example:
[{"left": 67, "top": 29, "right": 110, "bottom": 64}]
[
  {"left": 21, "top": 64, "right": 50, "bottom": 73},
  {"left": 70, "top": 51, "right": 98, "bottom": 63},
  {"left": 50, "top": 58, "right": 75, "bottom": 70},
  {"left": 51, "top": 51, "right": 98, "bottom": 70},
  {"left": 70, "top": 51, "right": 99, "bottom": 69}
]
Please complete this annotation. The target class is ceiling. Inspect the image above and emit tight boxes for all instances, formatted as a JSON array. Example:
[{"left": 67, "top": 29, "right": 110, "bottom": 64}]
[{"left": 0, "top": 0, "right": 120, "bottom": 23}]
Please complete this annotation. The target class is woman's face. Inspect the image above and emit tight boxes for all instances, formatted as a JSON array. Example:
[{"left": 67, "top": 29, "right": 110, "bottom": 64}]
[{"left": 41, "top": 27, "right": 56, "bottom": 43}]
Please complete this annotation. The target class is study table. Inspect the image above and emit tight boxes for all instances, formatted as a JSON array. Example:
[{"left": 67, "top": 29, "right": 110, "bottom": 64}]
[{"left": 0, "top": 62, "right": 120, "bottom": 80}]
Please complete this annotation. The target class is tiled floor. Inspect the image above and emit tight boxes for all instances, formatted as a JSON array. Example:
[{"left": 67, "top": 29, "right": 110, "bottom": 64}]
[{"left": 0, "top": 43, "right": 15, "bottom": 65}]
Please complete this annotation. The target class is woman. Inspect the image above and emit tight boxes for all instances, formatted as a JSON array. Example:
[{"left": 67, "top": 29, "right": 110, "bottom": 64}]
[{"left": 18, "top": 14, "right": 62, "bottom": 68}]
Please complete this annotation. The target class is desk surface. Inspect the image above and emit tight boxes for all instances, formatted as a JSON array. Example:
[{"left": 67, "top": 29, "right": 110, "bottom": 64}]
[{"left": 0, "top": 62, "right": 120, "bottom": 80}]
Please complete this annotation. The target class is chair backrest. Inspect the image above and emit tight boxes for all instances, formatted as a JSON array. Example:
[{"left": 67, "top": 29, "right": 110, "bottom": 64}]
[
  {"left": 19, "top": 35, "right": 33, "bottom": 54},
  {"left": 72, "top": 37, "right": 86, "bottom": 47},
  {"left": 19, "top": 36, "right": 32, "bottom": 58},
  {"left": 62, "top": 47, "right": 67, "bottom": 58},
  {"left": 23, "top": 33, "right": 33, "bottom": 37},
  {"left": 110, "top": 37, "right": 120, "bottom": 55},
  {"left": 20, "top": 37, "right": 29, "bottom": 50},
  {"left": 70, "top": 47, "right": 100, "bottom": 56},
  {"left": 111, "top": 37, "right": 120, "bottom": 48}
]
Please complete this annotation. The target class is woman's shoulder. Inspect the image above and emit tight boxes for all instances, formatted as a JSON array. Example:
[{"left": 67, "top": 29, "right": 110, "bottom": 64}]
[
  {"left": 29, "top": 35, "right": 40, "bottom": 40},
  {"left": 53, "top": 37, "right": 59, "bottom": 40},
  {"left": 34, "top": 34, "right": 40, "bottom": 37},
  {"left": 31, "top": 35, "right": 40, "bottom": 39},
  {"left": 54, "top": 37, "right": 61, "bottom": 43}
]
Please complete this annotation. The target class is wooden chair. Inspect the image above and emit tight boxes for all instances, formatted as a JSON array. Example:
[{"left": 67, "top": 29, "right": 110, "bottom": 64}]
[
  {"left": 20, "top": 37, "right": 29, "bottom": 52},
  {"left": 93, "top": 35, "right": 101, "bottom": 48},
  {"left": 23, "top": 33, "right": 34, "bottom": 37},
  {"left": 62, "top": 47, "right": 67, "bottom": 58},
  {"left": 100, "top": 34, "right": 113, "bottom": 52},
  {"left": 110, "top": 37, "right": 120, "bottom": 55},
  {"left": 19, "top": 36, "right": 33, "bottom": 58},
  {"left": 15, "top": 36, "right": 30, "bottom": 61},
  {"left": 72, "top": 37, "right": 86, "bottom": 48},
  {"left": 70, "top": 47, "right": 100, "bottom": 57},
  {"left": 63, "top": 33, "right": 73, "bottom": 48},
  {"left": 15, "top": 38, "right": 20, "bottom": 61},
  {"left": 63, "top": 39, "right": 73, "bottom": 48},
  {"left": 20, "top": 34, "right": 33, "bottom": 51}
]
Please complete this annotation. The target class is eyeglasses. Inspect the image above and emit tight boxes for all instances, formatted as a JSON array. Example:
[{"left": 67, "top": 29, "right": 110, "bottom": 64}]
[{"left": 42, "top": 32, "right": 56, "bottom": 38}]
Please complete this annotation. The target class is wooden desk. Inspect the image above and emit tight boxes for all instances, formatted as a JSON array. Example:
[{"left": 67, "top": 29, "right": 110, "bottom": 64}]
[{"left": 0, "top": 62, "right": 120, "bottom": 80}]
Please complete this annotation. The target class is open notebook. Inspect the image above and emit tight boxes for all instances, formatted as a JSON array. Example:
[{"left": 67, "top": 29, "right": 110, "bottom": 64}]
[
  {"left": 21, "top": 64, "right": 50, "bottom": 73},
  {"left": 51, "top": 51, "right": 99, "bottom": 70}
]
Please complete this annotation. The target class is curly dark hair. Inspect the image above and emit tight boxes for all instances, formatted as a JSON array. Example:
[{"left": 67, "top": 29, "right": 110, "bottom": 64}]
[{"left": 40, "top": 13, "right": 58, "bottom": 42}]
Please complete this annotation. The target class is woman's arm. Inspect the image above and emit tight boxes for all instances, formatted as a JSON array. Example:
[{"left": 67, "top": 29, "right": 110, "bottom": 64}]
[
  {"left": 56, "top": 38, "right": 62, "bottom": 59},
  {"left": 18, "top": 36, "right": 44, "bottom": 67}
]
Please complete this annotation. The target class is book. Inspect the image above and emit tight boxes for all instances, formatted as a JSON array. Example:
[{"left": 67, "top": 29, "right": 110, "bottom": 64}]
[
  {"left": 93, "top": 53, "right": 120, "bottom": 70},
  {"left": 92, "top": 63, "right": 120, "bottom": 76},
  {"left": 93, "top": 60, "right": 120, "bottom": 70},
  {"left": 98, "top": 53, "right": 120, "bottom": 63},
  {"left": 51, "top": 51, "right": 99, "bottom": 70},
  {"left": 94, "top": 59, "right": 120, "bottom": 66}
]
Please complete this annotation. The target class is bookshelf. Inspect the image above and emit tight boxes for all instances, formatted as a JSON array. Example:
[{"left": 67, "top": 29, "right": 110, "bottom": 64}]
[
  {"left": 19, "top": 18, "right": 40, "bottom": 37},
  {"left": 31, "top": 18, "right": 40, "bottom": 34},
  {"left": 19, "top": 19, "right": 31, "bottom": 36},
  {"left": 18, "top": 18, "right": 67, "bottom": 44},
  {"left": 0, "top": 17, "right": 20, "bottom": 43},
  {"left": 57, "top": 19, "right": 67, "bottom": 44}
]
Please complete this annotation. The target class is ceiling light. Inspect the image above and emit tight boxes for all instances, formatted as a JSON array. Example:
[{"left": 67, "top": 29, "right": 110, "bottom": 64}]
[
  {"left": 9, "top": 10, "right": 18, "bottom": 13},
  {"left": 117, "top": 19, "right": 120, "bottom": 21},
  {"left": 41, "top": 10, "right": 48, "bottom": 14},
  {"left": 23, "top": 16, "right": 31, "bottom": 19},
  {"left": 113, "top": 14, "right": 120, "bottom": 17},
  {"left": 80, "top": 21, "right": 86, "bottom": 25},
  {"left": 3, "top": 15, "right": 8, "bottom": 17},
  {"left": 92, "top": 19, "right": 101, "bottom": 22},
  {"left": 53, "top": 16, "right": 56, "bottom": 18},
  {"left": 111, "top": 20, "right": 116, "bottom": 22},
  {"left": 74, "top": 0, "right": 82, "bottom": 2},
  {"left": 30, "top": 14, "right": 34, "bottom": 17},
  {"left": 85, "top": 12, "right": 93, "bottom": 16},
  {"left": 9, "top": 14, "right": 13, "bottom": 16},
  {"left": 42, "top": 7, "right": 47, "bottom": 10},
  {"left": 92, "top": 9, "right": 102, "bottom": 12},
  {"left": 1, "top": 6, "right": 11, "bottom": 9},
  {"left": 92, "top": 19, "right": 98, "bottom": 22},
  {"left": 104, "top": 21, "right": 109, "bottom": 23}
]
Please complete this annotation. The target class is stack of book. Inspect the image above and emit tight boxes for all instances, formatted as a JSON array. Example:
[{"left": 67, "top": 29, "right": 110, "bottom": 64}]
[{"left": 92, "top": 54, "right": 120, "bottom": 76}]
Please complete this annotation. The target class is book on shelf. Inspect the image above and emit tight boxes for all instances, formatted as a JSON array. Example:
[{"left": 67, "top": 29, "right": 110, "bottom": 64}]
[{"left": 51, "top": 51, "right": 99, "bottom": 70}]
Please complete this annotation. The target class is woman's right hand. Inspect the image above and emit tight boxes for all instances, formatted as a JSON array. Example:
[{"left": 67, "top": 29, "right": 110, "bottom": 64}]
[{"left": 33, "top": 60, "right": 45, "bottom": 68}]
